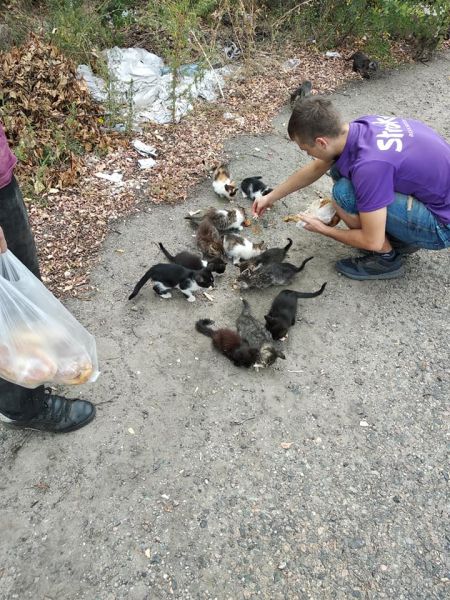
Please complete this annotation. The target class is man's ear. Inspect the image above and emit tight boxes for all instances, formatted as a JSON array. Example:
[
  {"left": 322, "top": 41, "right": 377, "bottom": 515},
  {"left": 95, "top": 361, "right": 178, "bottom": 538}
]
[{"left": 315, "top": 136, "right": 328, "bottom": 149}]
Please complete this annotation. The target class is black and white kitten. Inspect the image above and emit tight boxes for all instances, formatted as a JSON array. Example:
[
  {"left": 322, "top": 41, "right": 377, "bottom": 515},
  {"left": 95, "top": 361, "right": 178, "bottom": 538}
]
[
  {"left": 129, "top": 263, "right": 214, "bottom": 303},
  {"left": 264, "top": 283, "right": 327, "bottom": 340},
  {"left": 185, "top": 206, "right": 246, "bottom": 231},
  {"left": 348, "top": 51, "right": 379, "bottom": 79},
  {"left": 223, "top": 234, "right": 265, "bottom": 265},
  {"left": 195, "top": 319, "right": 259, "bottom": 368},
  {"left": 236, "top": 299, "right": 285, "bottom": 368},
  {"left": 240, "top": 176, "right": 273, "bottom": 201},
  {"left": 238, "top": 257, "right": 314, "bottom": 290},
  {"left": 238, "top": 238, "right": 293, "bottom": 272},
  {"left": 159, "top": 242, "right": 226, "bottom": 274}
]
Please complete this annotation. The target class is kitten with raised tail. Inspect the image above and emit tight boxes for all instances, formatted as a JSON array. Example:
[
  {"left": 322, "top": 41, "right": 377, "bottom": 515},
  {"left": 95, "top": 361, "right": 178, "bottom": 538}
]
[
  {"left": 236, "top": 299, "right": 285, "bottom": 368},
  {"left": 196, "top": 218, "right": 225, "bottom": 259},
  {"left": 213, "top": 165, "right": 238, "bottom": 200},
  {"left": 158, "top": 242, "right": 226, "bottom": 274},
  {"left": 223, "top": 234, "right": 265, "bottom": 265},
  {"left": 238, "top": 238, "right": 292, "bottom": 272},
  {"left": 238, "top": 256, "right": 314, "bottom": 290},
  {"left": 185, "top": 206, "right": 247, "bottom": 231},
  {"left": 128, "top": 263, "right": 214, "bottom": 303},
  {"left": 265, "top": 283, "right": 327, "bottom": 340},
  {"left": 195, "top": 319, "right": 259, "bottom": 368},
  {"left": 240, "top": 176, "right": 273, "bottom": 201}
]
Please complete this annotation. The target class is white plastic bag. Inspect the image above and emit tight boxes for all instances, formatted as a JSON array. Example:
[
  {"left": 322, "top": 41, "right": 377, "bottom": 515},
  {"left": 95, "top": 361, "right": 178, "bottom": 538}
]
[{"left": 0, "top": 251, "right": 99, "bottom": 388}]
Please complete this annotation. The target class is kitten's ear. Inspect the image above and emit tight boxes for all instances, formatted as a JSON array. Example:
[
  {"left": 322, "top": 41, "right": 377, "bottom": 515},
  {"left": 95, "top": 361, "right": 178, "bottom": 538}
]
[
  {"left": 277, "top": 351, "right": 286, "bottom": 359},
  {"left": 264, "top": 315, "right": 271, "bottom": 322}
]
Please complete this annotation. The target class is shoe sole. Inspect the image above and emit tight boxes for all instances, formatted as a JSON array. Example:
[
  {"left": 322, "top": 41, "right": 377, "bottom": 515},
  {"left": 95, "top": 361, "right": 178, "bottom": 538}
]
[
  {"left": 3, "top": 406, "right": 96, "bottom": 434},
  {"left": 336, "top": 266, "right": 405, "bottom": 280}
]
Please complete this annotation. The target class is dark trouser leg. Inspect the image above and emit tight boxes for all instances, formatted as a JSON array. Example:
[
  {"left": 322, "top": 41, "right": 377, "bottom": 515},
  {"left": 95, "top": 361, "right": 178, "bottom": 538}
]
[{"left": 0, "top": 177, "right": 44, "bottom": 419}]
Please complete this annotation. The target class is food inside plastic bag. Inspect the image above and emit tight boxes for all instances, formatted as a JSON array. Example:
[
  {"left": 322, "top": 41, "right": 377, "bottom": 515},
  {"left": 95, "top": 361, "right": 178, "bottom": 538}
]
[
  {"left": 0, "top": 251, "right": 99, "bottom": 388},
  {"left": 284, "top": 197, "right": 341, "bottom": 227}
]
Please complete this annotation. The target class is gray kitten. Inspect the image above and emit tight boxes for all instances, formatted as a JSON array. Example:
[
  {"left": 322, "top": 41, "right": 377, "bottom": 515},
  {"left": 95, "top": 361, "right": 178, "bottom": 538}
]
[
  {"left": 236, "top": 299, "right": 285, "bottom": 368},
  {"left": 238, "top": 257, "right": 314, "bottom": 290}
]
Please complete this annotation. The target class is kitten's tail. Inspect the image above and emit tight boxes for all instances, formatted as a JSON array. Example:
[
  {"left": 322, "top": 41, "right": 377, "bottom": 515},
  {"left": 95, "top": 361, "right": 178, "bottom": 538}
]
[
  {"left": 240, "top": 298, "right": 251, "bottom": 314},
  {"left": 128, "top": 268, "right": 154, "bottom": 300},
  {"left": 287, "top": 282, "right": 327, "bottom": 298},
  {"left": 295, "top": 256, "right": 314, "bottom": 272},
  {"left": 284, "top": 238, "right": 293, "bottom": 252},
  {"left": 158, "top": 242, "right": 175, "bottom": 263},
  {"left": 195, "top": 318, "right": 215, "bottom": 338}
]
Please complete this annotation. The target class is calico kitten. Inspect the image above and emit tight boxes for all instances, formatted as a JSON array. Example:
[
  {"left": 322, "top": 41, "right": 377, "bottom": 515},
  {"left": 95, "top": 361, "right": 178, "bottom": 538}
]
[
  {"left": 195, "top": 319, "right": 259, "bottom": 368},
  {"left": 196, "top": 218, "right": 226, "bottom": 259},
  {"left": 264, "top": 283, "right": 327, "bottom": 340},
  {"left": 185, "top": 206, "right": 246, "bottom": 231},
  {"left": 236, "top": 299, "right": 285, "bottom": 368},
  {"left": 238, "top": 238, "right": 293, "bottom": 272},
  {"left": 240, "top": 176, "right": 273, "bottom": 201},
  {"left": 238, "top": 256, "right": 314, "bottom": 290},
  {"left": 128, "top": 263, "right": 213, "bottom": 303},
  {"left": 290, "top": 80, "right": 312, "bottom": 108},
  {"left": 158, "top": 242, "right": 226, "bottom": 274},
  {"left": 213, "top": 165, "right": 238, "bottom": 200},
  {"left": 223, "top": 234, "right": 265, "bottom": 265}
]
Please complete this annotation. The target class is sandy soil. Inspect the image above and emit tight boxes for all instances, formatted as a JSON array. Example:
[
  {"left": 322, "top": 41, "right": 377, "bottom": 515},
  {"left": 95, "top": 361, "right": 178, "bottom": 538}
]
[{"left": 0, "top": 52, "right": 449, "bottom": 600}]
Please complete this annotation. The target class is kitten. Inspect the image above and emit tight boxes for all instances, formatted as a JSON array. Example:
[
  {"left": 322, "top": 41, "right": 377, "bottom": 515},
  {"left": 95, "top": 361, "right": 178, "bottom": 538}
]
[
  {"left": 158, "top": 242, "right": 226, "bottom": 274},
  {"left": 238, "top": 256, "right": 314, "bottom": 290},
  {"left": 240, "top": 176, "right": 273, "bottom": 201},
  {"left": 264, "top": 283, "right": 327, "bottom": 340},
  {"left": 185, "top": 206, "right": 246, "bottom": 231},
  {"left": 290, "top": 80, "right": 312, "bottom": 108},
  {"left": 349, "top": 51, "right": 379, "bottom": 79},
  {"left": 223, "top": 234, "right": 265, "bottom": 265},
  {"left": 238, "top": 238, "right": 293, "bottom": 272},
  {"left": 212, "top": 165, "right": 238, "bottom": 200},
  {"left": 195, "top": 319, "right": 259, "bottom": 368},
  {"left": 236, "top": 299, "right": 285, "bottom": 368},
  {"left": 196, "top": 218, "right": 226, "bottom": 259},
  {"left": 128, "top": 263, "right": 214, "bottom": 303}
]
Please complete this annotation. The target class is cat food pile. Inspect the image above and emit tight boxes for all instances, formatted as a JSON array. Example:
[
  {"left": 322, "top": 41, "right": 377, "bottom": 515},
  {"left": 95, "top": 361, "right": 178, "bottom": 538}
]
[{"left": 128, "top": 165, "right": 327, "bottom": 369}]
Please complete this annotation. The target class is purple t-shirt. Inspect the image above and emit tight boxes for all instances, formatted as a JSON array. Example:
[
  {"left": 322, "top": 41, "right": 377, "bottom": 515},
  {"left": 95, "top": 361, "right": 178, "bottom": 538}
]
[
  {"left": 334, "top": 115, "right": 450, "bottom": 224},
  {"left": 0, "top": 124, "right": 17, "bottom": 189}
]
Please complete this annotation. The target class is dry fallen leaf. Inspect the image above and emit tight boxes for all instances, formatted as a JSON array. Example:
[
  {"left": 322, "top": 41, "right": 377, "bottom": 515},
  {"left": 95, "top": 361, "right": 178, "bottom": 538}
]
[{"left": 280, "top": 442, "right": 294, "bottom": 449}]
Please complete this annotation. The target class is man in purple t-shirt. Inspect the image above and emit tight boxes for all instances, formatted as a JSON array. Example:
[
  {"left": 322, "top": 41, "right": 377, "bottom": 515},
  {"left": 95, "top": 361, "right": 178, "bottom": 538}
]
[
  {"left": 0, "top": 124, "right": 96, "bottom": 433},
  {"left": 252, "top": 97, "right": 450, "bottom": 280}
]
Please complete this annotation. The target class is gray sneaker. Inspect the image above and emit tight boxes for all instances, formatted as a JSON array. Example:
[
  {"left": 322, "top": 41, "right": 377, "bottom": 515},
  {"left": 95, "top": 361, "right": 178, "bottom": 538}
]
[{"left": 336, "top": 253, "right": 405, "bottom": 280}]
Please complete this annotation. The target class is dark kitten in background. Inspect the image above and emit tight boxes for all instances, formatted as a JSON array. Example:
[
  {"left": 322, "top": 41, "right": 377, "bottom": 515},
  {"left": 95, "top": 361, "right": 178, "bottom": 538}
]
[
  {"left": 195, "top": 319, "right": 259, "bottom": 368},
  {"left": 290, "top": 80, "right": 312, "bottom": 108},
  {"left": 238, "top": 257, "right": 314, "bottom": 290},
  {"left": 236, "top": 299, "right": 285, "bottom": 368},
  {"left": 238, "top": 238, "right": 293, "bottom": 272},
  {"left": 349, "top": 51, "right": 379, "bottom": 78},
  {"left": 265, "top": 283, "right": 327, "bottom": 340},
  {"left": 159, "top": 242, "right": 226, "bottom": 274}
]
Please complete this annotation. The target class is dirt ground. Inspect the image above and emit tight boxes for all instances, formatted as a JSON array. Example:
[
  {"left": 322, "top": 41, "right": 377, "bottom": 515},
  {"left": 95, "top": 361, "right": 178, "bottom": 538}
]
[{"left": 0, "top": 52, "right": 449, "bottom": 600}]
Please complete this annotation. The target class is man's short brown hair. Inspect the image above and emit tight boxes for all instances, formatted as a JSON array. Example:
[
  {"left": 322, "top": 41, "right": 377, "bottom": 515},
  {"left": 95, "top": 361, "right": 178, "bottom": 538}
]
[{"left": 288, "top": 97, "right": 344, "bottom": 144}]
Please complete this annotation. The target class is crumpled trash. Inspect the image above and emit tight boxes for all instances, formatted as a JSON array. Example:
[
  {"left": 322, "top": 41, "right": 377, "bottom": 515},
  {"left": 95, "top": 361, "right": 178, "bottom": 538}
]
[
  {"left": 95, "top": 172, "right": 123, "bottom": 184},
  {"left": 132, "top": 139, "right": 157, "bottom": 157},
  {"left": 137, "top": 158, "right": 156, "bottom": 170},
  {"left": 223, "top": 41, "right": 241, "bottom": 60},
  {"left": 77, "top": 47, "right": 227, "bottom": 125},
  {"left": 283, "top": 58, "right": 301, "bottom": 70},
  {"left": 325, "top": 51, "right": 341, "bottom": 58}
]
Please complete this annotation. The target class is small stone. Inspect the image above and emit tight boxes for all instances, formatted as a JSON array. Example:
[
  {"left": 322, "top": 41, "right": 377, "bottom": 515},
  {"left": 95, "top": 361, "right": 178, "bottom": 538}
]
[
  {"left": 278, "top": 561, "right": 287, "bottom": 570},
  {"left": 347, "top": 538, "right": 365, "bottom": 549},
  {"left": 359, "top": 420, "right": 369, "bottom": 427}
]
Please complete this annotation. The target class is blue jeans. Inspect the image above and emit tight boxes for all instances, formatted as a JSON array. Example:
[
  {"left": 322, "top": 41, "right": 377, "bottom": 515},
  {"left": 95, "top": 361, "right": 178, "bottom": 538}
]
[{"left": 330, "top": 166, "right": 450, "bottom": 250}]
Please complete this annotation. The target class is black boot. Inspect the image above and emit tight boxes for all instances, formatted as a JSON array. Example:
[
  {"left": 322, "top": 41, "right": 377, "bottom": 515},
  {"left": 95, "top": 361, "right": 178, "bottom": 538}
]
[{"left": 0, "top": 388, "right": 95, "bottom": 433}]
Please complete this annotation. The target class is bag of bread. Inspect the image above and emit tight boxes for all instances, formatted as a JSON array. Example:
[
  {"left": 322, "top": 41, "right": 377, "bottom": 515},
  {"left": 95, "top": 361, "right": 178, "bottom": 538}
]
[{"left": 0, "top": 250, "right": 99, "bottom": 388}]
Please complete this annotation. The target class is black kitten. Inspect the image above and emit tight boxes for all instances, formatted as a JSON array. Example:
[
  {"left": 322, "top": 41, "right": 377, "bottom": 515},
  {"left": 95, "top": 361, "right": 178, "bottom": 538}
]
[
  {"left": 240, "top": 176, "right": 273, "bottom": 201},
  {"left": 349, "top": 51, "right": 379, "bottom": 79},
  {"left": 238, "top": 257, "right": 314, "bottom": 290},
  {"left": 290, "top": 80, "right": 312, "bottom": 107},
  {"left": 264, "top": 283, "right": 327, "bottom": 340},
  {"left": 195, "top": 319, "right": 259, "bottom": 368},
  {"left": 236, "top": 299, "right": 285, "bottom": 368},
  {"left": 238, "top": 238, "right": 293, "bottom": 272},
  {"left": 129, "top": 263, "right": 214, "bottom": 302},
  {"left": 159, "top": 242, "right": 226, "bottom": 274}
]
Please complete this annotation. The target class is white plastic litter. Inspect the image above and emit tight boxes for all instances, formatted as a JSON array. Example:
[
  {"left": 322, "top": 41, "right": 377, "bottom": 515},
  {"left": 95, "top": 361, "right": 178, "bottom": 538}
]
[
  {"left": 283, "top": 58, "right": 301, "bottom": 69},
  {"left": 137, "top": 158, "right": 156, "bottom": 170},
  {"left": 77, "top": 47, "right": 227, "bottom": 125},
  {"left": 325, "top": 51, "right": 341, "bottom": 58},
  {"left": 131, "top": 139, "right": 157, "bottom": 157},
  {"left": 95, "top": 172, "right": 123, "bottom": 183}
]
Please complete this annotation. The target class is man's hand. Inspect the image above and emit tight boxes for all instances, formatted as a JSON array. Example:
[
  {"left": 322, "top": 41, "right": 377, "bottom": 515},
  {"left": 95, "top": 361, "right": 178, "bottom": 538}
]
[
  {"left": 252, "top": 192, "right": 276, "bottom": 217},
  {"left": 298, "top": 213, "right": 330, "bottom": 234},
  {"left": 0, "top": 226, "right": 7, "bottom": 253}
]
